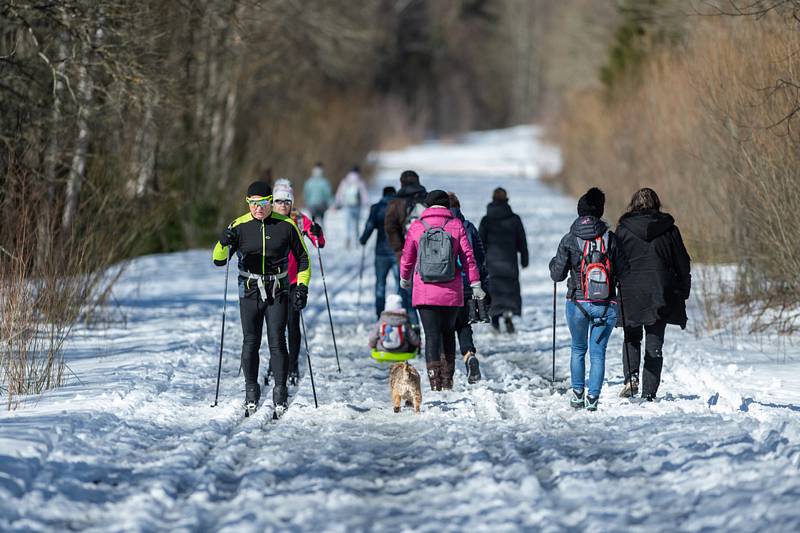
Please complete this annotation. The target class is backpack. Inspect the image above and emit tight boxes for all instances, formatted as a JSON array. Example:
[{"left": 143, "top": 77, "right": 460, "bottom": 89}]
[
  {"left": 417, "top": 220, "right": 456, "bottom": 283},
  {"left": 577, "top": 232, "right": 612, "bottom": 300},
  {"left": 403, "top": 199, "right": 426, "bottom": 235},
  {"left": 380, "top": 321, "right": 407, "bottom": 352},
  {"left": 344, "top": 182, "right": 361, "bottom": 207}
]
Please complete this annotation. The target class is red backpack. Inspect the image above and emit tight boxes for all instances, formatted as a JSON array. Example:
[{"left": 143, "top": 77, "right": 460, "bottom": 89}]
[{"left": 577, "top": 232, "right": 612, "bottom": 300}]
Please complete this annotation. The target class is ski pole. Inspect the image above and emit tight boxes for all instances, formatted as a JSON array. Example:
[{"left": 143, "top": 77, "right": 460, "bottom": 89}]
[
  {"left": 552, "top": 281, "right": 557, "bottom": 385},
  {"left": 617, "top": 283, "right": 634, "bottom": 391},
  {"left": 356, "top": 240, "right": 366, "bottom": 320},
  {"left": 299, "top": 310, "right": 319, "bottom": 408},
  {"left": 313, "top": 237, "right": 342, "bottom": 373},
  {"left": 211, "top": 249, "right": 232, "bottom": 407}
]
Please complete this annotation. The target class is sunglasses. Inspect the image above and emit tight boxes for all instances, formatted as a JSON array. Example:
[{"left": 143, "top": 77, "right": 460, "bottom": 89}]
[
  {"left": 246, "top": 196, "right": 272, "bottom": 207},
  {"left": 274, "top": 199, "right": 292, "bottom": 206}
]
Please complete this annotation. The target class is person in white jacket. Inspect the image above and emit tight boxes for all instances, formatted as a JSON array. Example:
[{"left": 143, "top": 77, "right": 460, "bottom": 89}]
[{"left": 335, "top": 166, "right": 369, "bottom": 248}]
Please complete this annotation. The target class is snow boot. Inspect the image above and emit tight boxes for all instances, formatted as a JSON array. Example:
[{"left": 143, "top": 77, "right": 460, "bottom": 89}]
[
  {"left": 585, "top": 395, "right": 599, "bottom": 411},
  {"left": 245, "top": 382, "right": 261, "bottom": 415},
  {"left": 570, "top": 389, "right": 585, "bottom": 409},
  {"left": 441, "top": 353, "right": 456, "bottom": 390},
  {"left": 464, "top": 352, "right": 481, "bottom": 384},
  {"left": 426, "top": 361, "right": 443, "bottom": 391},
  {"left": 503, "top": 312, "right": 515, "bottom": 334},
  {"left": 619, "top": 374, "right": 639, "bottom": 398}
]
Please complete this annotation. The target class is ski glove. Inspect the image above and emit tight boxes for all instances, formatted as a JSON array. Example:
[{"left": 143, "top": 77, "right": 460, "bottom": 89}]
[
  {"left": 309, "top": 222, "right": 322, "bottom": 237},
  {"left": 400, "top": 278, "right": 411, "bottom": 289},
  {"left": 470, "top": 283, "right": 486, "bottom": 300},
  {"left": 219, "top": 227, "right": 237, "bottom": 247},
  {"left": 294, "top": 284, "right": 308, "bottom": 310}
]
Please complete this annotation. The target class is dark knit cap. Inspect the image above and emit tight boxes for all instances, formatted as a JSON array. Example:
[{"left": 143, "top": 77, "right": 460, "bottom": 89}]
[
  {"left": 400, "top": 170, "right": 420, "bottom": 187},
  {"left": 247, "top": 181, "right": 272, "bottom": 198},
  {"left": 425, "top": 189, "right": 450, "bottom": 208},
  {"left": 577, "top": 187, "right": 605, "bottom": 218}
]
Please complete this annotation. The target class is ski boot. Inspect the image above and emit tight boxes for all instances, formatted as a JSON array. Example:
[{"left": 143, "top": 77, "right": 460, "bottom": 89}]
[
  {"left": 273, "top": 385, "right": 289, "bottom": 419},
  {"left": 585, "top": 395, "right": 599, "bottom": 411},
  {"left": 503, "top": 311, "right": 515, "bottom": 334},
  {"left": 619, "top": 374, "right": 639, "bottom": 398},
  {"left": 288, "top": 371, "right": 299, "bottom": 387},
  {"left": 570, "top": 389, "right": 585, "bottom": 409},
  {"left": 244, "top": 382, "right": 261, "bottom": 417},
  {"left": 464, "top": 352, "right": 481, "bottom": 384}
]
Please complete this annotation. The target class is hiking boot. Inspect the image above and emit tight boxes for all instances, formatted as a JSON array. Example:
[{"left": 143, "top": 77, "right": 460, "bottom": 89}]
[
  {"left": 426, "top": 361, "right": 443, "bottom": 391},
  {"left": 570, "top": 389, "right": 585, "bottom": 409},
  {"left": 464, "top": 352, "right": 481, "bottom": 384},
  {"left": 643, "top": 393, "right": 655, "bottom": 402},
  {"left": 503, "top": 312, "right": 515, "bottom": 334},
  {"left": 273, "top": 385, "right": 288, "bottom": 409},
  {"left": 288, "top": 371, "right": 299, "bottom": 387},
  {"left": 619, "top": 374, "right": 639, "bottom": 398},
  {"left": 245, "top": 382, "right": 261, "bottom": 408},
  {"left": 585, "top": 395, "right": 599, "bottom": 411}
]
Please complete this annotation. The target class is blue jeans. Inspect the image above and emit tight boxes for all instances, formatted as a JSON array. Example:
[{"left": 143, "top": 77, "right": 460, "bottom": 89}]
[
  {"left": 374, "top": 254, "right": 399, "bottom": 317},
  {"left": 566, "top": 300, "right": 617, "bottom": 398},
  {"left": 346, "top": 206, "right": 360, "bottom": 244}
]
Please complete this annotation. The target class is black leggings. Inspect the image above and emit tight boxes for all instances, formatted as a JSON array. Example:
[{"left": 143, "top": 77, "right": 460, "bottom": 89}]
[
  {"left": 239, "top": 291, "right": 290, "bottom": 387},
  {"left": 623, "top": 320, "right": 667, "bottom": 396},
  {"left": 417, "top": 306, "right": 459, "bottom": 363},
  {"left": 453, "top": 303, "right": 475, "bottom": 355}
]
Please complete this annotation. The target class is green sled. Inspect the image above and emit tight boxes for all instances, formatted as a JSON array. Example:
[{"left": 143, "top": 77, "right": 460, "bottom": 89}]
[{"left": 371, "top": 349, "right": 416, "bottom": 362}]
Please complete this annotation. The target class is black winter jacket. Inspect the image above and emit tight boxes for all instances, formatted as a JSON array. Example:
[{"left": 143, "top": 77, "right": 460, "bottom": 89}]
[
  {"left": 479, "top": 200, "right": 528, "bottom": 316},
  {"left": 615, "top": 210, "right": 691, "bottom": 329},
  {"left": 549, "top": 216, "right": 628, "bottom": 301},
  {"left": 360, "top": 195, "right": 395, "bottom": 257}
]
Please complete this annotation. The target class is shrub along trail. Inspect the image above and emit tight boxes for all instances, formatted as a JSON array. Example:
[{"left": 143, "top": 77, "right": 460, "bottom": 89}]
[{"left": 1, "top": 127, "right": 799, "bottom": 531}]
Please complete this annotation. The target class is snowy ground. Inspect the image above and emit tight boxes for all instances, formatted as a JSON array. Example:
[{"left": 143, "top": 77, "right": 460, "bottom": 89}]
[{"left": 2, "top": 126, "right": 800, "bottom": 532}]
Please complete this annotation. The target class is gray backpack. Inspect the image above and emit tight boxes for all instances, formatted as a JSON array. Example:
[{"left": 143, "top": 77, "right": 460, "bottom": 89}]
[{"left": 417, "top": 220, "right": 456, "bottom": 283}]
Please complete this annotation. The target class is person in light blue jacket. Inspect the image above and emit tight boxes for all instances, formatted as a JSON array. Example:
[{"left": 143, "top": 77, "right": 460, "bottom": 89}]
[{"left": 303, "top": 162, "right": 334, "bottom": 222}]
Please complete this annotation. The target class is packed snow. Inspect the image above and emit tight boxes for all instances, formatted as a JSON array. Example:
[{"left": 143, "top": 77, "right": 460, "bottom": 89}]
[{"left": 1, "top": 126, "right": 799, "bottom": 532}]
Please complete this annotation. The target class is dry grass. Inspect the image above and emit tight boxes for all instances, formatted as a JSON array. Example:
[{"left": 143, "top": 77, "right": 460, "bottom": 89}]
[{"left": 557, "top": 12, "right": 800, "bottom": 331}]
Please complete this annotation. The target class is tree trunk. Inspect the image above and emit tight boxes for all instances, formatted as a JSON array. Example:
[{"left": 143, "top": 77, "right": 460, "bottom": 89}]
[{"left": 128, "top": 93, "right": 160, "bottom": 198}]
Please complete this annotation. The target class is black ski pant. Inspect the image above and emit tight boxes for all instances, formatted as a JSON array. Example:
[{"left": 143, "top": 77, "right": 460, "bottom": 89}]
[
  {"left": 454, "top": 303, "right": 476, "bottom": 356},
  {"left": 239, "top": 291, "right": 290, "bottom": 388},
  {"left": 418, "top": 306, "right": 458, "bottom": 364},
  {"left": 623, "top": 319, "right": 667, "bottom": 396}
]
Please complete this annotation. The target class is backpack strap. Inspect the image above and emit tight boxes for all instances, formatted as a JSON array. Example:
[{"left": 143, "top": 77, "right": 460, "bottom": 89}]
[{"left": 420, "top": 219, "right": 431, "bottom": 230}]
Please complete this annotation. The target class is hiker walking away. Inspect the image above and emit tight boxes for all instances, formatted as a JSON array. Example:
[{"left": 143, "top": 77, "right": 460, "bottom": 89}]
[
  {"left": 448, "top": 192, "right": 489, "bottom": 384},
  {"left": 335, "top": 166, "right": 369, "bottom": 248},
  {"left": 360, "top": 186, "right": 399, "bottom": 317},
  {"left": 479, "top": 187, "right": 528, "bottom": 334},
  {"left": 549, "top": 187, "right": 628, "bottom": 411},
  {"left": 400, "top": 190, "right": 483, "bottom": 391},
  {"left": 615, "top": 187, "right": 691, "bottom": 401},
  {"left": 213, "top": 181, "right": 311, "bottom": 412},
  {"left": 384, "top": 170, "right": 427, "bottom": 321},
  {"left": 368, "top": 294, "right": 420, "bottom": 355},
  {"left": 270, "top": 178, "right": 325, "bottom": 386},
  {"left": 303, "top": 162, "right": 334, "bottom": 223}
]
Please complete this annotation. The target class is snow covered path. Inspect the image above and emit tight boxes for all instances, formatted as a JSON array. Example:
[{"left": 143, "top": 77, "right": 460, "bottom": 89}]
[{"left": 2, "top": 127, "right": 800, "bottom": 531}]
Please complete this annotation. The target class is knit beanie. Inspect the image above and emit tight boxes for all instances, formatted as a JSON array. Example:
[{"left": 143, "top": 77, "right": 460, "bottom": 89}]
[
  {"left": 425, "top": 189, "right": 450, "bottom": 208},
  {"left": 272, "top": 178, "right": 294, "bottom": 202},
  {"left": 577, "top": 187, "right": 605, "bottom": 218},
  {"left": 247, "top": 181, "right": 272, "bottom": 198}
]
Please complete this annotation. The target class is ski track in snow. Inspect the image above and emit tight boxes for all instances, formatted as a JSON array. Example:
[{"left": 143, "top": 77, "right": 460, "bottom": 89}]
[{"left": 2, "top": 127, "right": 800, "bottom": 532}]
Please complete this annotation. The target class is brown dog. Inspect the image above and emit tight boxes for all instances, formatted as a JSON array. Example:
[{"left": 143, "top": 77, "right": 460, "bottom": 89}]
[{"left": 389, "top": 362, "right": 422, "bottom": 413}]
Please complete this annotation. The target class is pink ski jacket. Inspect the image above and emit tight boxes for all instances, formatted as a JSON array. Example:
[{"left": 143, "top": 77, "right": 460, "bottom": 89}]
[
  {"left": 400, "top": 206, "right": 480, "bottom": 308},
  {"left": 289, "top": 211, "right": 324, "bottom": 285}
]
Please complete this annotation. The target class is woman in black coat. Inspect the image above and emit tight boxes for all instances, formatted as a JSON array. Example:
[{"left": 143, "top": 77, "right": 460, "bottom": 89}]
[
  {"left": 616, "top": 188, "right": 691, "bottom": 400},
  {"left": 479, "top": 187, "right": 528, "bottom": 333}
]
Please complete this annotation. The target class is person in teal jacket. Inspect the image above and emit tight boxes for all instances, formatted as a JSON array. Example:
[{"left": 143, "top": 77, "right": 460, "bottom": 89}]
[{"left": 303, "top": 162, "right": 334, "bottom": 222}]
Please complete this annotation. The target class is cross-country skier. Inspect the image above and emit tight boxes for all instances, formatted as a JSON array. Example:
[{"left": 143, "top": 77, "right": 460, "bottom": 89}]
[{"left": 213, "top": 181, "right": 311, "bottom": 415}]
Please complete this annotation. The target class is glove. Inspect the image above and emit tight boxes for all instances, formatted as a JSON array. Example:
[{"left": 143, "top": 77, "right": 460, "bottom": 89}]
[
  {"left": 400, "top": 278, "right": 411, "bottom": 289},
  {"left": 359, "top": 236, "right": 368, "bottom": 246},
  {"left": 293, "top": 284, "right": 308, "bottom": 310},
  {"left": 470, "top": 283, "right": 486, "bottom": 300},
  {"left": 309, "top": 222, "right": 322, "bottom": 237},
  {"left": 219, "top": 227, "right": 237, "bottom": 247}
]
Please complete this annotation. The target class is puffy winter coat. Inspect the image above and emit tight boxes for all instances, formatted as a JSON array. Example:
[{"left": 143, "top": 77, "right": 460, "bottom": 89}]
[
  {"left": 288, "top": 211, "right": 324, "bottom": 285},
  {"left": 615, "top": 210, "right": 691, "bottom": 329},
  {"left": 385, "top": 183, "right": 427, "bottom": 261},
  {"left": 400, "top": 206, "right": 480, "bottom": 308},
  {"left": 549, "top": 215, "right": 628, "bottom": 301},
  {"left": 479, "top": 200, "right": 528, "bottom": 316},
  {"left": 303, "top": 169, "right": 334, "bottom": 210},
  {"left": 360, "top": 195, "right": 395, "bottom": 257},
  {"left": 368, "top": 309, "right": 421, "bottom": 352}
]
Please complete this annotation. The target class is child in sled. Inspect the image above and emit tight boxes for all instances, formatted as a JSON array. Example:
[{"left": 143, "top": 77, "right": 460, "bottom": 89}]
[{"left": 369, "top": 294, "right": 420, "bottom": 361}]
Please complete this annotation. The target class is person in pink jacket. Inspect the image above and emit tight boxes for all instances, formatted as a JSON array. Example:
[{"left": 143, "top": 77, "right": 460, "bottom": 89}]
[{"left": 400, "top": 190, "right": 485, "bottom": 390}]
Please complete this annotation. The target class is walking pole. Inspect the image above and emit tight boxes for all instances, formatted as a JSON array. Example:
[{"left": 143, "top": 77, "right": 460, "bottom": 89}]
[
  {"left": 211, "top": 249, "right": 232, "bottom": 407},
  {"left": 552, "top": 281, "right": 557, "bottom": 385},
  {"left": 299, "top": 310, "right": 319, "bottom": 408},
  {"left": 312, "top": 235, "right": 342, "bottom": 373},
  {"left": 356, "top": 240, "right": 367, "bottom": 321},
  {"left": 617, "top": 283, "right": 634, "bottom": 393}
]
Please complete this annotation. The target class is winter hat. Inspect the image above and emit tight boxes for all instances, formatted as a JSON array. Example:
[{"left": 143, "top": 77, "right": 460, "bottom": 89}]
[
  {"left": 577, "top": 187, "right": 605, "bottom": 218},
  {"left": 492, "top": 187, "right": 508, "bottom": 203},
  {"left": 425, "top": 189, "right": 450, "bottom": 208},
  {"left": 385, "top": 293, "right": 403, "bottom": 312},
  {"left": 272, "top": 178, "right": 294, "bottom": 202},
  {"left": 400, "top": 170, "right": 420, "bottom": 187},
  {"left": 247, "top": 181, "right": 271, "bottom": 198}
]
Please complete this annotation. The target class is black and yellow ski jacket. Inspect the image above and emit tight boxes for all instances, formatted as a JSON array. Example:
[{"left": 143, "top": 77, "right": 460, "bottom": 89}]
[{"left": 213, "top": 211, "right": 310, "bottom": 299}]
